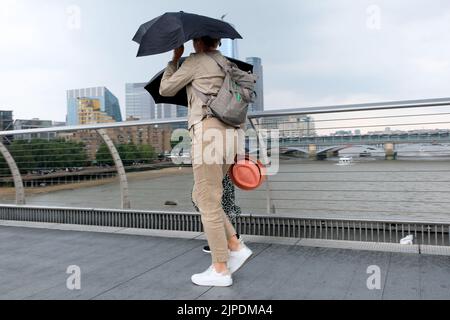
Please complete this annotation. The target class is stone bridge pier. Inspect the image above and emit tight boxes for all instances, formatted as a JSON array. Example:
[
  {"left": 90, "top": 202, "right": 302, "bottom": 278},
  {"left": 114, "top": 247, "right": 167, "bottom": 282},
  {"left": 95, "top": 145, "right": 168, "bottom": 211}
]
[
  {"left": 384, "top": 142, "right": 397, "bottom": 160},
  {"left": 308, "top": 144, "right": 317, "bottom": 160}
]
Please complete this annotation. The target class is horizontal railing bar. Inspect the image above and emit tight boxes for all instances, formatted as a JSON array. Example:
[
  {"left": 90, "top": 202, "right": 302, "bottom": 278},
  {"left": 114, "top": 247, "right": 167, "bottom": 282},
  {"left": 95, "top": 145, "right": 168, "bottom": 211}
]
[
  {"left": 0, "top": 118, "right": 188, "bottom": 137},
  {"left": 271, "top": 121, "right": 450, "bottom": 132},
  {"left": 248, "top": 97, "right": 450, "bottom": 119},
  {"left": 274, "top": 170, "right": 450, "bottom": 174},
  {"left": 239, "top": 206, "right": 449, "bottom": 216},
  {"left": 244, "top": 189, "right": 450, "bottom": 193},
  {"left": 3, "top": 97, "right": 450, "bottom": 136},
  {"left": 28, "top": 187, "right": 442, "bottom": 193},
  {"left": 2, "top": 170, "right": 450, "bottom": 176},
  {"left": 238, "top": 198, "right": 450, "bottom": 204},
  {"left": 0, "top": 164, "right": 175, "bottom": 171},
  {"left": 259, "top": 180, "right": 450, "bottom": 183},
  {"left": 5, "top": 179, "right": 449, "bottom": 184},
  {"left": 253, "top": 112, "right": 450, "bottom": 124},
  {"left": 7, "top": 153, "right": 162, "bottom": 159},
  {"left": 41, "top": 186, "right": 447, "bottom": 193},
  {"left": 1, "top": 159, "right": 163, "bottom": 164},
  {"left": 7, "top": 151, "right": 450, "bottom": 162}
]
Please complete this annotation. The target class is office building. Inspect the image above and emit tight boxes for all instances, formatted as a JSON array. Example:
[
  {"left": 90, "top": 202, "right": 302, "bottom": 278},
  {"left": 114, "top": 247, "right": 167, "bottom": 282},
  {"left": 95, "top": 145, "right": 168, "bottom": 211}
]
[
  {"left": 154, "top": 104, "right": 188, "bottom": 120},
  {"left": 246, "top": 57, "right": 264, "bottom": 113},
  {"left": 257, "top": 115, "right": 316, "bottom": 138},
  {"left": 67, "top": 87, "right": 122, "bottom": 125},
  {"left": 220, "top": 38, "right": 239, "bottom": 59},
  {"left": 63, "top": 124, "right": 172, "bottom": 160},
  {"left": 14, "top": 119, "right": 57, "bottom": 141},
  {"left": 219, "top": 17, "right": 239, "bottom": 59},
  {"left": 0, "top": 111, "right": 13, "bottom": 131},
  {"left": 125, "top": 83, "right": 154, "bottom": 120},
  {"left": 0, "top": 110, "right": 13, "bottom": 144},
  {"left": 77, "top": 98, "right": 116, "bottom": 125}
]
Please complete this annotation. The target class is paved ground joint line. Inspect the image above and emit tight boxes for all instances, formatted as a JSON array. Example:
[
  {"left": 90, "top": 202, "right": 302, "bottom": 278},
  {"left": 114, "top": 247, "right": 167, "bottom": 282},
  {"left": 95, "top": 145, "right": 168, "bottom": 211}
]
[
  {"left": 418, "top": 255, "right": 424, "bottom": 300},
  {"left": 89, "top": 242, "right": 205, "bottom": 300},
  {"left": 193, "top": 244, "right": 273, "bottom": 300},
  {"left": 380, "top": 253, "right": 392, "bottom": 300}
]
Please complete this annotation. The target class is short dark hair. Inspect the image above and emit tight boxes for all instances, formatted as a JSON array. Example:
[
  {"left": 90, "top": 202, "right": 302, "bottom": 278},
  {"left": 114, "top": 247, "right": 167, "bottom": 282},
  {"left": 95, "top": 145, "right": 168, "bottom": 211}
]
[{"left": 200, "top": 36, "right": 221, "bottom": 48}]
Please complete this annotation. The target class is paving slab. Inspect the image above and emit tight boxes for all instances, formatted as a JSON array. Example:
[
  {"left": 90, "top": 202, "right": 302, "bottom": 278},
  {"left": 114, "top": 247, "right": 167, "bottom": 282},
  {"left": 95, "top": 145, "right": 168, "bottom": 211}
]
[{"left": 0, "top": 226, "right": 449, "bottom": 300}]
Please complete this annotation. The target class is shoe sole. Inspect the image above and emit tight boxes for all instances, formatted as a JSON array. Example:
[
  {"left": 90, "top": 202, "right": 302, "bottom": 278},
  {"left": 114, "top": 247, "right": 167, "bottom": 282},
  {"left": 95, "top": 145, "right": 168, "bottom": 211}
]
[{"left": 191, "top": 279, "right": 233, "bottom": 287}]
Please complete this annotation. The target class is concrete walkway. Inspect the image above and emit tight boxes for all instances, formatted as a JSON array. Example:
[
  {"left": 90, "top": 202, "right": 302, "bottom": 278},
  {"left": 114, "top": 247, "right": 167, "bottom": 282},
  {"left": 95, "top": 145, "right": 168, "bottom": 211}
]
[{"left": 0, "top": 225, "right": 449, "bottom": 300}]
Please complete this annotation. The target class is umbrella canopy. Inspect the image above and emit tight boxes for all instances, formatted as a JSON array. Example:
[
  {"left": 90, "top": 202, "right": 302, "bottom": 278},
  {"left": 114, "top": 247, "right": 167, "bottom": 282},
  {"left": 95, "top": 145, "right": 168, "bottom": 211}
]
[
  {"left": 133, "top": 11, "right": 242, "bottom": 56},
  {"left": 145, "top": 57, "right": 253, "bottom": 107}
]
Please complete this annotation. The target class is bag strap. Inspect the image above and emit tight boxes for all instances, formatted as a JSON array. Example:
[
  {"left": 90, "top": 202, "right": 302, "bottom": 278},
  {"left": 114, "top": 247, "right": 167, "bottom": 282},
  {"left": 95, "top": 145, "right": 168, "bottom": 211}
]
[
  {"left": 191, "top": 52, "right": 229, "bottom": 106},
  {"left": 191, "top": 85, "right": 210, "bottom": 105},
  {"left": 206, "top": 52, "right": 232, "bottom": 72},
  {"left": 191, "top": 85, "right": 215, "bottom": 118}
]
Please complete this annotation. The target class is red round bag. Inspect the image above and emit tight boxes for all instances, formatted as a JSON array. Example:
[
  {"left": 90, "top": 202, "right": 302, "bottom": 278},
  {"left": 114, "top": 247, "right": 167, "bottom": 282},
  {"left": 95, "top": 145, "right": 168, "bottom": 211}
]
[{"left": 229, "top": 155, "right": 266, "bottom": 191}]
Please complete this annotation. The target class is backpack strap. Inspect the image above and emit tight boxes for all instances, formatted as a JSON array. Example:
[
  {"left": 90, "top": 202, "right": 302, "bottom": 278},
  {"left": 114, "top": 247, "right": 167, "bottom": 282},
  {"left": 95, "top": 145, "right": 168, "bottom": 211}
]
[
  {"left": 191, "top": 85, "right": 210, "bottom": 105},
  {"left": 206, "top": 52, "right": 232, "bottom": 72},
  {"left": 191, "top": 52, "right": 230, "bottom": 119},
  {"left": 190, "top": 52, "right": 228, "bottom": 105},
  {"left": 191, "top": 85, "right": 215, "bottom": 118}
]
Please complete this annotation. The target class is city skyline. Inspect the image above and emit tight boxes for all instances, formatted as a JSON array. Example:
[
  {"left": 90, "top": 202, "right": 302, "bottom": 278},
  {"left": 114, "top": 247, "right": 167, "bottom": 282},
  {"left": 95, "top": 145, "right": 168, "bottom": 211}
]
[{"left": 3, "top": 1, "right": 450, "bottom": 123}]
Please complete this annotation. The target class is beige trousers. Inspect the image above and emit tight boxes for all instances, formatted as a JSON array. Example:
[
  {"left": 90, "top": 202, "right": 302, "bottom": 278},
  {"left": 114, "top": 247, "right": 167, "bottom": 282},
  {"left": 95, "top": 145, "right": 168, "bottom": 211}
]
[{"left": 190, "top": 117, "right": 241, "bottom": 263}]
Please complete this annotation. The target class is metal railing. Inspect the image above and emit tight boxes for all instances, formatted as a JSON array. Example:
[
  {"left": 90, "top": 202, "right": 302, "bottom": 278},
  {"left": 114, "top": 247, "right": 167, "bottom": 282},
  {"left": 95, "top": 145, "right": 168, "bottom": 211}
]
[
  {"left": 0, "top": 97, "right": 449, "bottom": 246},
  {"left": 243, "top": 97, "right": 450, "bottom": 221},
  {"left": 0, "top": 205, "right": 448, "bottom": 246}
]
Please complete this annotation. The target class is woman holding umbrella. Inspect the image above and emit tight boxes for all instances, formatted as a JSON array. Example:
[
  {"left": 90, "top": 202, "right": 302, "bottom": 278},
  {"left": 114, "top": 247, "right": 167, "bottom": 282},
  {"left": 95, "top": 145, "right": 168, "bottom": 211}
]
[
  {"left": 160, "top": 37, "right": 253, "bottom": 287},
  {"left": 134, "top": 12, "right": 254, "bottom": 287}
]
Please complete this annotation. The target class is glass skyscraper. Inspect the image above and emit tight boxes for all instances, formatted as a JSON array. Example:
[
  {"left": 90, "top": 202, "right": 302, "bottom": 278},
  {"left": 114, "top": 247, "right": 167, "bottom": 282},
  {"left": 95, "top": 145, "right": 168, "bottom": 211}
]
[
  {"left": 125, "top": 83, "right": 154, "bottom": 120},
  {"left": 0, "top": 110, "right": 13, "bottom": 131},
  {"left": 219, "top": 19, "right": 239, "bottom": 59},
  {"left": 0, "top": 110, "right": 13, "bottom": 144},
  {"left": 220, "top": 38, "right": 239, "bottom": 59},
  {"left": 246, "top": 57, "right": 264, "bottom": 113},
  {"left": 66, "top": 87, "right": 122, "bottom": 126},
  {"left": 153, "top": 104, "right": 188, "bottom": 120}
]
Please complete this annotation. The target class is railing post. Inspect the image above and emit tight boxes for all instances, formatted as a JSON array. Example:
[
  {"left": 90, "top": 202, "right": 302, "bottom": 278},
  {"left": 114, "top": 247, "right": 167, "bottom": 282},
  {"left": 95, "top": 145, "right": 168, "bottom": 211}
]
[
  {"left": 0, "top": 141, "right": 26, "bottom": 205},
  {"left": 265, "top": 176, "right": 276, "bottom": 214},
  {"left": 249, "top": 118, "right": 275, "bottom": 214},
  {"left": 97, "top": 129, "right": 131, "bottom": 209}
]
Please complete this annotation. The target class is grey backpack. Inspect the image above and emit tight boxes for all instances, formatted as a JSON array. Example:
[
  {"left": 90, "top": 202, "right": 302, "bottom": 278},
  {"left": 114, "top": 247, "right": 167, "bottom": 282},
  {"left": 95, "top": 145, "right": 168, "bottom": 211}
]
[{"left": 193, "top": 53, "right": 257, "bottom": 128}]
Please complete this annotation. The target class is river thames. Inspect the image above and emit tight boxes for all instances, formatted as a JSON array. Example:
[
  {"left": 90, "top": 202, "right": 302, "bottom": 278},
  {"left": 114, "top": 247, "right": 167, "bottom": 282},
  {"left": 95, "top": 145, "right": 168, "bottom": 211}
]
[{"left": 6, "top": 155, "right": 449, "bottom": 223}]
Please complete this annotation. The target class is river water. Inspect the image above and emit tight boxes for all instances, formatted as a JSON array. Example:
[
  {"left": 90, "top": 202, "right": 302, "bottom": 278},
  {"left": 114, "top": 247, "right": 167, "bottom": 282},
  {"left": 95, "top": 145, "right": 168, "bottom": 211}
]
[{"left": 8, "top": 156, "right": 449, "bottom": 223}]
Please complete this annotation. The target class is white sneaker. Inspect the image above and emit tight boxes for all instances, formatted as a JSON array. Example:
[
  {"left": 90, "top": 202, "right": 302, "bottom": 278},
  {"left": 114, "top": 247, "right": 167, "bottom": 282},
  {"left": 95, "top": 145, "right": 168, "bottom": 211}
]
[
  {"left": 191, "top": 266, "right": 233, "bottom": 287},
  {"left": 228, "top": 243, "right": 253, "bottom": 274}
]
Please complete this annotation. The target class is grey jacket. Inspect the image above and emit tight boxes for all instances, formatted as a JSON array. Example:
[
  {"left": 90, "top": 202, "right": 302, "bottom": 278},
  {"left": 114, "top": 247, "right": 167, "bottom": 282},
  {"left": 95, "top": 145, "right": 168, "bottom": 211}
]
[{"left": 159, "top": 50, "right": 226, "bottom": 130}]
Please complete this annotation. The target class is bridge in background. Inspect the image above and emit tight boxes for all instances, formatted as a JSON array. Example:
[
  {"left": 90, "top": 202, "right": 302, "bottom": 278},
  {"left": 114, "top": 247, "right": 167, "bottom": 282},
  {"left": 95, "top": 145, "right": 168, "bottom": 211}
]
[{"left": 280, "top": 131, "right": 450, "bottom": 146}]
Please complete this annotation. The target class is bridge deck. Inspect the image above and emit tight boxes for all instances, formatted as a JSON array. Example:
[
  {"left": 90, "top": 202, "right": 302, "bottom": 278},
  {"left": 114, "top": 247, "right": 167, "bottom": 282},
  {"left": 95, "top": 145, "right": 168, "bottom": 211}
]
[{"left": 0, "top": 225, "right": 449, "bottom": 300}]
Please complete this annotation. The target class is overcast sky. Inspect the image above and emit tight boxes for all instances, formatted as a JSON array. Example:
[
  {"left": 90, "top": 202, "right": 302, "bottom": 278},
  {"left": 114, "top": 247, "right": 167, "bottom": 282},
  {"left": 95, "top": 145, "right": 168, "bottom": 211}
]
[{"left": 1, "top": 0, "right": 450, "bottom": 122}]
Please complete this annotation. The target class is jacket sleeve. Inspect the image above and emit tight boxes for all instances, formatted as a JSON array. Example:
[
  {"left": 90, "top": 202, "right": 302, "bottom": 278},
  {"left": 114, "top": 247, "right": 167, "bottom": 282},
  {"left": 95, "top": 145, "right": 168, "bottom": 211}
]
[{"left": 159, "top": 56, "right": 196, "bottom": 97}]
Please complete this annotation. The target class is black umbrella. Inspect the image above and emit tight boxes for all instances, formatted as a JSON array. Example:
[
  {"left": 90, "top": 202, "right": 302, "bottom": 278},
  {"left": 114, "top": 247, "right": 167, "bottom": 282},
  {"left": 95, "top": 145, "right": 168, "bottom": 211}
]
[
  {"left": 133, "top": 11, "right": 242, "bottom": 57},
  {"left": 145, "top": 57, "right": 253, "bottom": 107}
]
